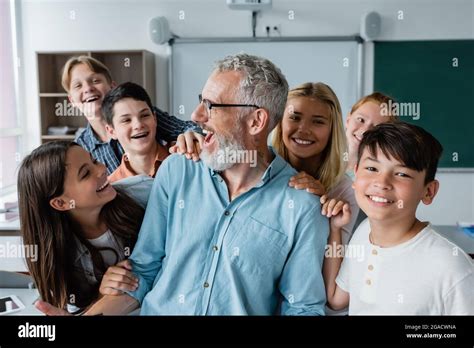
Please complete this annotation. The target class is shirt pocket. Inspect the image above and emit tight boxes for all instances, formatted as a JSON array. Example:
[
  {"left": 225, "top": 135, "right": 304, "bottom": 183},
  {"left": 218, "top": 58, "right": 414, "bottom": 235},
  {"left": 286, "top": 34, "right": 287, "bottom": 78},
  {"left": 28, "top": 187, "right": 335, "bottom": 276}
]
[{"left": 225, "top": 216, "right": 289, "bottom": 277}]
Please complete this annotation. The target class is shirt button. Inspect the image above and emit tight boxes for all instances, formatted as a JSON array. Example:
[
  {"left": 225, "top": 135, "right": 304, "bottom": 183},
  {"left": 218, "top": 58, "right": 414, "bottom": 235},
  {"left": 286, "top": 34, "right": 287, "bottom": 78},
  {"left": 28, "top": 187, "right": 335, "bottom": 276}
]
[
  {"left": 366, "top": 279, "right": 372, "bottom": 285},
  {"left": 368, "top": 264, "right": 374, "bottom": 271},
  {"left": 212, "top": 246, "right": 218, "bottom": 251},
  {"left": 224, "top": 211, "right": 230, "bottom": 216},
  {"left": 372, "top": 249, "right": 378, "bottom": 255},
  {"left": 203, "top": 282, "right": 209, "bottom": 288}
]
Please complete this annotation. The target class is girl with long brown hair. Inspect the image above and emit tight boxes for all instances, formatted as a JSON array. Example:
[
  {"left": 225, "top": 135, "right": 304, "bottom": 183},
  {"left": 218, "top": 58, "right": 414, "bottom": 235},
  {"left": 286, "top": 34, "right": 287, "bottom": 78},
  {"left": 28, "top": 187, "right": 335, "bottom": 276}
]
[{"left": 18, "top": 141, "right": 145, "bottom": 313}]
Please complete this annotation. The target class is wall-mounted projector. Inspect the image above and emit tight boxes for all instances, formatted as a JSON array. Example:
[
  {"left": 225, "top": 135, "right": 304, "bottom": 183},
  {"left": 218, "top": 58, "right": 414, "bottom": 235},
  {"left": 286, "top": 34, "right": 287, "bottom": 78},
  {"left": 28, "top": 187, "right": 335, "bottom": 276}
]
[{"left": 226, "top": 0, "right": 272, "bottom": 11}]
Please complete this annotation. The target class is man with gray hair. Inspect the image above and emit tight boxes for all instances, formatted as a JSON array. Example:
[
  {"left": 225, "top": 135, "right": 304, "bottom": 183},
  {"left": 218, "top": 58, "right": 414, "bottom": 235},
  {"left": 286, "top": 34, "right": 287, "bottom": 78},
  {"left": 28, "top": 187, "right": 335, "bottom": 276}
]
[{"left": 80, "top": 53, "right": 329, "bottom": 315}]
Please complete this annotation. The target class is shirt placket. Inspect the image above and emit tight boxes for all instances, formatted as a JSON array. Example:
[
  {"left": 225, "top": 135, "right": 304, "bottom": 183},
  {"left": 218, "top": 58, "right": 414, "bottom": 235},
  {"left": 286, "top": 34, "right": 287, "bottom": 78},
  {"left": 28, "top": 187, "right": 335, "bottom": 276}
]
[
  {"left": 197, "top": 175, "right": 243, "bottom": 315},
  {"left": 359, "top": 245, "right": 381, "bottom": 304}
]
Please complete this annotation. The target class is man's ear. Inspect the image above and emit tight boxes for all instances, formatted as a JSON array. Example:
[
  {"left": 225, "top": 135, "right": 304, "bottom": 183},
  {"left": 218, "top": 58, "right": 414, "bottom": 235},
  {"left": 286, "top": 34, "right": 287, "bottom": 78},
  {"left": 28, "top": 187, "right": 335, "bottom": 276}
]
[
  {"left": 110, "top": 81, "right": 117, "bottom": 89},
  {"left": 49, "top": 197, "right": 71, "bottom": 212},
  {"left": 421, "top": 179, "right": 439, "bottom": 205},
  {"left": 105, "top": 123, "right": 118, "bottom": 140},
  {"left": 248, "top": 109, "right": 269, "bottom": 136}
]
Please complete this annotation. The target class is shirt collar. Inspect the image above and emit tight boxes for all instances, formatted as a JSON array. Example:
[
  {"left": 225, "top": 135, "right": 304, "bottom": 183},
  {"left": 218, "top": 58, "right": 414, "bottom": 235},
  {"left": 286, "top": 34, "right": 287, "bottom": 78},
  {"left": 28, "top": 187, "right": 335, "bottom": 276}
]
[
  {"left": 123, "top": 143, "right": 170, "bottom": 178},
  {"left": 84, "top": 124, "right": 117, "bottom": 148}
]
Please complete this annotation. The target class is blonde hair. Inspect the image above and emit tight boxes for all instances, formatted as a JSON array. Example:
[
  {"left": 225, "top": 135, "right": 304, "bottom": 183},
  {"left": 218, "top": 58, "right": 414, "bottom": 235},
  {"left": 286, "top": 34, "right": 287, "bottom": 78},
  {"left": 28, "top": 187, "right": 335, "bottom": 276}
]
[
  {"left": 350, "top": 92, "right": 399, "bottom": 122},
  {"left": 272, "top": 82, "right": 347, "bottom": 192},
  {"left": 61, "top": 55, "right": 113, "bottom": 92}
]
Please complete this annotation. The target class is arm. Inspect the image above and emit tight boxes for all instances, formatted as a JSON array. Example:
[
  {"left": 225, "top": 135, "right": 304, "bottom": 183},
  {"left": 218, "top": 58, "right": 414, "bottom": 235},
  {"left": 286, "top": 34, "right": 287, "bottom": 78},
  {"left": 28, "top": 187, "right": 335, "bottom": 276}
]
[
  {"left": 123, "top": 159, "right": 171, "bottom": 305},
  {"left": 154, "top": 107, "right": 202, "bottom": 142},
  {"left": 34, "top": 294, "right": 139, "bottom": 316},
  {"left": 84, "top": 294, "right": 140, "bottom": 315},
  {"left": 278, "top": 204, "right": 329, "bottom": 315},
  {"left": 321, "top": 197, "right": 350, "bottom": 311}
]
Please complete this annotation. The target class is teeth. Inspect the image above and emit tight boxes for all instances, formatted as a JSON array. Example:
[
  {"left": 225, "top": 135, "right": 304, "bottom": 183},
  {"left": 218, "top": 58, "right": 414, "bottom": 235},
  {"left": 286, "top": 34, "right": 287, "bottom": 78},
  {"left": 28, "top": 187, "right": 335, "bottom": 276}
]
[
  {"left": 354, "top": 134, "right": 363, "bottom": 141},
  {"left": 294, "top": 138, "right": 314, "bottom": 145},
  {"left": 369, "top": 195, "right": 390, "bottom": 203},
  {"left": 85, "top": 96, "right": 99, "bottom": 102},
  {"left": 97, "top": 181, "right": 109, "bottom": 192},
  {"left": 131, "top": 132, "right": 149, "bottom": 139}
]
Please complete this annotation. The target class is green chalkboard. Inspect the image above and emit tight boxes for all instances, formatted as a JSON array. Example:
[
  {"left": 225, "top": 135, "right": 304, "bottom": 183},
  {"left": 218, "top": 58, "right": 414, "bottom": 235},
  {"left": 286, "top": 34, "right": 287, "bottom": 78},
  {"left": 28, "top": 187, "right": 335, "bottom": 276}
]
[{"left": 374, "top": 40, "right": 474, "bottom": 169}]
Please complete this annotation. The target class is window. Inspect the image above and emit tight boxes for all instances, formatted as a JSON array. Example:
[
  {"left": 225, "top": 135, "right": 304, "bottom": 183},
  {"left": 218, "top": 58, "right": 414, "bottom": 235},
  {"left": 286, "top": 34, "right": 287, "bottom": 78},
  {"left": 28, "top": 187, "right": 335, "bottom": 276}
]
[{"left": 0, "top": 0, "right": 22, "bottom": 196}]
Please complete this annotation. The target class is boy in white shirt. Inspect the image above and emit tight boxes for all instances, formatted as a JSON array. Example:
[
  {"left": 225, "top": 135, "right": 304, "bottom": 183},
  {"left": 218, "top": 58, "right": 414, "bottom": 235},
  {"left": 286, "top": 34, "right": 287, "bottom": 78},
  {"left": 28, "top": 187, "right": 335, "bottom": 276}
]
[{"left": 323, "top": 122, "right": 473, "bottom": 315}]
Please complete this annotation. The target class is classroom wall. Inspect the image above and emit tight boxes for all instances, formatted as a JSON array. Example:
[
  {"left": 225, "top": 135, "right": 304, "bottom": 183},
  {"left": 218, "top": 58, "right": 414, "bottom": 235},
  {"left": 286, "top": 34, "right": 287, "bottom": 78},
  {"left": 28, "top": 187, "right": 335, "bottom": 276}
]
[{"left": 17, "top": 0, "right": 474, "bottom": 225}]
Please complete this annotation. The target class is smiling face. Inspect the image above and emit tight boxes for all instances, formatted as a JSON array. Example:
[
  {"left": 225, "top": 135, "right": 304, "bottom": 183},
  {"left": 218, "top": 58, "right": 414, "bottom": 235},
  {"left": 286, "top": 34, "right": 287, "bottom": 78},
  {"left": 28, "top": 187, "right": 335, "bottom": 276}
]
[
  {"left": 105, "top": 98, "right": 157, "bottom": 156},
  {"left": 67, "top": 63, "right": 114, "bottom": 120},
  {"left": 191, "top": 70, "right": 247, "bottom": 170},
  {"left": 353, "top": 146, "right": 435, "bottom": 224},
  {"left": 51, "top": 146, "right": 116, "bottom": 213},
  {"left": 345, "top": 101, "right": 387, "bottom": 155},
  {"left": 282, "top": 96, "right": 331, "bottom": 166}
]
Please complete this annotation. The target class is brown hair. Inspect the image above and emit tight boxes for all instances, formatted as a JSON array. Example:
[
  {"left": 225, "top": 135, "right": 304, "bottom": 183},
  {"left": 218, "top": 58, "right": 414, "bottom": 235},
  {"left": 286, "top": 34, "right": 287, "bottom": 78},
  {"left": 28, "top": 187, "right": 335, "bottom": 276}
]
[
  {"left": 357, "top": 122, "right": 443, "bottom": 184},
  {"left": 18, "top": 141, "right": 144, "bottom": 309},
  {"left": 350, "top": 92, "right": 399, "bottom": 122},
  {"left": 273, "top": 82, "right": 347, "bottom": 191},
  {"left": 61, "top": 55, "right": 113, "bottom": 92}
]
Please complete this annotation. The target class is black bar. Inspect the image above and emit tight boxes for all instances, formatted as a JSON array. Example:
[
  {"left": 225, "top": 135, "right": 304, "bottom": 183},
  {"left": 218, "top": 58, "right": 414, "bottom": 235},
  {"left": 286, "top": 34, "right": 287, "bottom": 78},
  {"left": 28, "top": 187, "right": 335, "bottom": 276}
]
[{"left": 0, "top": 316, "right": 473, "bottom": 345}]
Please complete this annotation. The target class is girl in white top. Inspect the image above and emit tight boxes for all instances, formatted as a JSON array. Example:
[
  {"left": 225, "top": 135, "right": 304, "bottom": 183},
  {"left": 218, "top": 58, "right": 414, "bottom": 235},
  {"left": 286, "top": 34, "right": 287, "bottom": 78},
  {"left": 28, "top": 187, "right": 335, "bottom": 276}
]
[{"left": 18, "top": 141, "right": 146, "bottom": 314}]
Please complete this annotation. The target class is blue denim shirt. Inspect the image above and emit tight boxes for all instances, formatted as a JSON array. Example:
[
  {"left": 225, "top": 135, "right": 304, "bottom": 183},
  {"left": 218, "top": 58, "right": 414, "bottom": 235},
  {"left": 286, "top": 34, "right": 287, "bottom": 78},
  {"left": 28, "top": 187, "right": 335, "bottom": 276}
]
[{"left": 128, "top": 149, "right": 329, "bottom": 315}]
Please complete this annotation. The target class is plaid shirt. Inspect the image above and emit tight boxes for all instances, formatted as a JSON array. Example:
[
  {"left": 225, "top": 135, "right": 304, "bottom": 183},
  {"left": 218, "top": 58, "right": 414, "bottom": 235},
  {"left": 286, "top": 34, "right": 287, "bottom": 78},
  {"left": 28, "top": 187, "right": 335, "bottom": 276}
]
[{"left": 75, "top": 107, "right": 200, "bottom": 174}]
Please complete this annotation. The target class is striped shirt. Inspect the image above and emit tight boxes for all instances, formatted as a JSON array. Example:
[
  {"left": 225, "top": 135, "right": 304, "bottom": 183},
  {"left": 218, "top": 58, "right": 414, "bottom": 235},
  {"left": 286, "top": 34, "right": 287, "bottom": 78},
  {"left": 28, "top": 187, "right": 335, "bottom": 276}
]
[{"left": 75, "top": 107, "right": 200, "bottom": 174}]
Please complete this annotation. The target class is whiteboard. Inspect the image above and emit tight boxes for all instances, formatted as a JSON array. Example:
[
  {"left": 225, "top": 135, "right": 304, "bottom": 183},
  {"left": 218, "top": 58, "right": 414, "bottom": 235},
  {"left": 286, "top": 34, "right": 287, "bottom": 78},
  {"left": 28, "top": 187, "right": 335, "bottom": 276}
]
[{"left": 170, "top": 38, "right": 361, "bottom": 122}]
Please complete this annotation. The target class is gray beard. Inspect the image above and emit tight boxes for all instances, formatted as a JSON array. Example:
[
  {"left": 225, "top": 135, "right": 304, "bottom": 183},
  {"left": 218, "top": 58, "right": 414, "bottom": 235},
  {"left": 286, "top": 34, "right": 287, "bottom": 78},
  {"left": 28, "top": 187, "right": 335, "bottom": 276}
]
[{"left": 200, "top": 131, "right": 246, "bottom": 172}]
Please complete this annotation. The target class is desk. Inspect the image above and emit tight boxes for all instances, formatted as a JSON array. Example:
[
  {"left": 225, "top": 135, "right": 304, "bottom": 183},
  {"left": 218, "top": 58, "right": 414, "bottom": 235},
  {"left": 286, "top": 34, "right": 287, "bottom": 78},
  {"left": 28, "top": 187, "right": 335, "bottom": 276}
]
[{"left": 0, "top": 288, "right": 43, "bottom": 315}]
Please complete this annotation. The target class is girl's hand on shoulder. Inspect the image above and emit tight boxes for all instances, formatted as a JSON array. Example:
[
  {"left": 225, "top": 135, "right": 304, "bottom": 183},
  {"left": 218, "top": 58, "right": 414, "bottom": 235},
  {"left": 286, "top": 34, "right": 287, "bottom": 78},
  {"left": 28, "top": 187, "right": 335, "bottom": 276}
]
[
  {"left": 99, "top": 259, "right": 139, "bottom": 296},
  {"left": 288, "top": 171, "right": 326, "bottom": 196},
  {"left": 320, "top": 195, "right": 351, "bottom": 229},
  {"left": 169, "top": 131, "right": 203, "bottom": 162}
]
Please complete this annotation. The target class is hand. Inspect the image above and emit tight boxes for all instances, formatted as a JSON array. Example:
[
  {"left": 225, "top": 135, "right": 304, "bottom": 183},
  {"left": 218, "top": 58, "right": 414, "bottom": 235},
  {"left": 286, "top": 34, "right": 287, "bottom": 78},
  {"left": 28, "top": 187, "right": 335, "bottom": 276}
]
[
  {"left": 169, "top": 131, "right": 204, "bottom": 161},
  {"left": 288, "top": 171, "right": 326, "bottom": 196},
  {"left": 35, "top": 300, "right": 71, "bottom": 316},
  {"left": 320, "top": 195, "right": 351, "bottom": 229},
  {"left": 99, "top": 259, "right": 139, "bottom": 296}
]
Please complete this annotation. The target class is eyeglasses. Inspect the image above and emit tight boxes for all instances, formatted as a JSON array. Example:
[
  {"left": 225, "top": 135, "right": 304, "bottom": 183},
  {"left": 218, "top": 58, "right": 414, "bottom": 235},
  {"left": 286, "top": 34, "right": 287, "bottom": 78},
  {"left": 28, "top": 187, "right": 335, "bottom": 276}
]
[{"left": 198, "top": 94, "right": 260, "bottom": 116}]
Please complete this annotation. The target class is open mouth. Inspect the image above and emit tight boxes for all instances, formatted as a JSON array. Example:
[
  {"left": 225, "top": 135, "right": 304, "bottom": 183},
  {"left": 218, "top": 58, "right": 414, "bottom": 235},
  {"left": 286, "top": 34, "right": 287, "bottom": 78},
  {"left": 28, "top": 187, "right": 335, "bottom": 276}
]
[
  {"left": 203, "top": 129, "right": 216, "bottom": 145},
  {"left": 292, "top": 137, "right": 315, "bottom": 146},
  {"left": 96, "top": 180, "right": 110, "bottom": 192},
  {"left": 366, "top": 195, "right": 395, "bottom": 204},
  {"left": 83, "top": 95, "right": 100, "bottom": 103},
  {"left": 130, "top": 131, "right": 149, "bottom": 139},
  {"left": 353, "top": 133, "right": 363, "bottom": 142}
]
